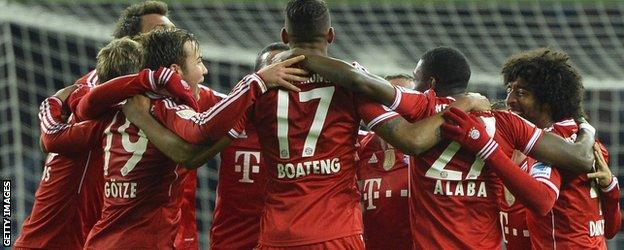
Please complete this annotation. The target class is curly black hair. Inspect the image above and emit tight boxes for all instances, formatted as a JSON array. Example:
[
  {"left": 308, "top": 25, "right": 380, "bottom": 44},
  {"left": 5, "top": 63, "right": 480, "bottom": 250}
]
[
  {"left": 501, "top": 48, "right": 585, "bottom": 121},
  {"left": 113, "top": 1, "right": 168, "bottom": 39}
]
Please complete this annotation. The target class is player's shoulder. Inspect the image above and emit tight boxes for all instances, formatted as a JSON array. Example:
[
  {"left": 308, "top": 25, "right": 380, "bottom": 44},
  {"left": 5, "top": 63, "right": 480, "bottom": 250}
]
[
  {"left": 491, "top": 110, "right": 537, "bottom": 128},
  {"left": 75, "top": 69, "right": 98, "bottom": 87}
]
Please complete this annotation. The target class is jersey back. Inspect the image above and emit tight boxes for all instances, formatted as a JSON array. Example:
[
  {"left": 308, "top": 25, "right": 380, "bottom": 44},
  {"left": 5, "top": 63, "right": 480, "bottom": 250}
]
[
  {"left": 356, "top": 131, "right": 412, "bottom": 250},
  {"left": 210, "top": 122, "right": 267, "bottom": 249},
  {"left": 526, "top": 120, "right": 607, "bottom": 249},
  {"left": 249, "top": 76, "right": 397, "bottom": 246},
  {"left": 392, "top": 90, "right": 542, "bottom": 249},
  {"left": 85, "top": 106, "right": 188, "bottom": 249}
]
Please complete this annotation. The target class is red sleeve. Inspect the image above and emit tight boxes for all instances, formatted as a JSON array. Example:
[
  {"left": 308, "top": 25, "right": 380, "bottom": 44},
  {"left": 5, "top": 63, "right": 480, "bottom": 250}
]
[
  {"left": 356, "top": 95, "right": 400, "bottom": 130},
  {"left": 485, "top": 147, "right": 560, "bottom": 216},
  {"left": 495, "top": 111, "right": 544, "bottom": 155},
  {"left": 39, "top": 97, "right": 108, "bottom": 155},
  {"left": 388, "top": 86, "right": 436, "bottom": 122},
  {"left": 74, "top": 70, "right": 98, "bottom": 87},
  {"left": 596, "top": 144, "right": 622, "bottom": 239},
  {"left": 74, "top": 71, "right": 151, "bottom": 121},
  {"left": 151, "top": 74, "right": 267, "bottom": 144},
  {"left": 601, "top": 176, "right": 621, "bottom": 239},
  {"left": 66, "top": 85, "right": 91, "bottom": 117}
]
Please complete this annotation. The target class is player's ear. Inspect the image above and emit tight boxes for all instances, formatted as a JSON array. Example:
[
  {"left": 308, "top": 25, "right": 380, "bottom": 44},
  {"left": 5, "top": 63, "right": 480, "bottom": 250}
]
[
  {"left": 326, "top": 27, "right": 335, "bottom": 44},
  {"left": 428, "top": 76, "right": 436, "bottom": 90},
  {"left": 281, "top": 28, "right": 289, "bottom": 44},
  {"left": 170, "top": 64, "right": 184, "bottom": 76}
]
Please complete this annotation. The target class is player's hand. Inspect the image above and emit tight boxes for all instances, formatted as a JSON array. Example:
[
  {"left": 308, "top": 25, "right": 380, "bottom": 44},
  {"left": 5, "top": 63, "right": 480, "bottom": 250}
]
[
  {"left": 441, "top": 107, "right": 497, "bottom": 159},
  {"left": 587, "top": 142, "right": 614, "bottom": 188},
  {"left": 257, "top": 55, "right": 309, "bottom": 92},
  {"left": 452, "top": 92, "right": 491, "bottom": 112},
  {"left": 52, "top": 85, "right": 79, "bottom": 103},
  {"left": 575, "top": 116, "right": 596, "bottom": 138},
  {"left": 123, "top": 95, "right": 152, "bottom": 125},
  {"left": 140, "top": 67, "right": 199, "bottom": 111}
]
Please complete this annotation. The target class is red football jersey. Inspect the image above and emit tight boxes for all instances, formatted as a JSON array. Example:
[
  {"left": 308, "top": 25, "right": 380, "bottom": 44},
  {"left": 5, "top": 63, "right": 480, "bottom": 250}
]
[
  {"left": 85, "top": 75, "right": 266, "bottom": 248},
  {"left": 74, "top": 69, "right": 98, "bottom": 87},
  {"left": 210, "top": 122, "right": 267, "bottom": 250},
  {"left": 391, "top": 88, "right": 543, "bottom": 249},
  {"left": 175, "top": 85, "right": 225, "bottom": 250},
  {"left": 15, "top": 86, "right": 106, "bottom": 249},
  {"left": 356, "top": 131, "right": 412, "bottom": 250},
  {"left": 498, "top": 157, "right": 534, "bottom": 250},
  {"left": 244, "top": 74, "right": 399, "bottom": 246},
  {"left": 525, "top": 120, "right": 608, "bottom": 250}
]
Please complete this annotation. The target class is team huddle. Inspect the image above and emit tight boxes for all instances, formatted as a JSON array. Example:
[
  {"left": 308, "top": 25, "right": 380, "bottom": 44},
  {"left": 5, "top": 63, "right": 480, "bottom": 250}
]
[{"left": 14, "top": 0, "right": 621, "bottom": 249}]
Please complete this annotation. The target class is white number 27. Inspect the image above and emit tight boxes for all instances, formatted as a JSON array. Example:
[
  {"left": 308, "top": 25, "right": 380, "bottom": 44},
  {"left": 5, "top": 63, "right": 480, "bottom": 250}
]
[
  {"left": 425, "top": 116, "right": 496, "bottom": 180},
  {"left": 276, "top": 86, "right": 335, "bottom": 159}
]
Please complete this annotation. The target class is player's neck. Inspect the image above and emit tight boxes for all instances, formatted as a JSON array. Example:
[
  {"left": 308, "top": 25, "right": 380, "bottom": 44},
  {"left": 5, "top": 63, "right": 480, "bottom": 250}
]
[
  {"left": 534, "top": 115, "right": 554, "bottom": 129},
  {"left": 290, "top": 42, "right": 328, "bottom": 56}
]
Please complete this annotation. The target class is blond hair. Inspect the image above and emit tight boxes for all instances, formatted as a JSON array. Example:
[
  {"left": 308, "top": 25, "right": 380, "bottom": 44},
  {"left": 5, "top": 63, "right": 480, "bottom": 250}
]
[{"left": 96, "top": 37, "right": 143, "bottom": 83}]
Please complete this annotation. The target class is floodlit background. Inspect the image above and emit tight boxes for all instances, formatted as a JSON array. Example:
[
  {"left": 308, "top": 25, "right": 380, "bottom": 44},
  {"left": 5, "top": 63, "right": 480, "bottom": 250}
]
[{"left": 1, "top": 0, "right": 623, "bottom": 248}]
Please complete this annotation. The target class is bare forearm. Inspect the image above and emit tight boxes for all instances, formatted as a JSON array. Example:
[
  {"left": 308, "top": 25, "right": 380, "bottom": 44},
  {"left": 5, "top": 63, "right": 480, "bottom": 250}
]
[
  {"left": 130, "top": 113, "right": 200, "bottom": 165},
  {"left": 374, "top": 114, "right": 444, "bottom": 155},
  {"left": 183, "top": 137, "right": 232, "bottom": 168},
  {"left": 530, "top": 131, "right": 594, "bottom": 173},
  {"left": 300, "top": 55, "right": 396, "bottom": 106}
]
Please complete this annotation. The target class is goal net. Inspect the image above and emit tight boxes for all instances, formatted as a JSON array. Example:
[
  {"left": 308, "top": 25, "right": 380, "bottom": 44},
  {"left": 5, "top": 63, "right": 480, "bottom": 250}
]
[{"left": 2, "top": 0, "right": 623, "bottom": 247}]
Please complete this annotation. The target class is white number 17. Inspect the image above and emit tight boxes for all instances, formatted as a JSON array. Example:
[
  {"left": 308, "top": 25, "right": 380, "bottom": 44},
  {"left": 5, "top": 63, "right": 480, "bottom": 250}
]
[{"left": 276, "top": 86, "right": 335, "bottom": 159}]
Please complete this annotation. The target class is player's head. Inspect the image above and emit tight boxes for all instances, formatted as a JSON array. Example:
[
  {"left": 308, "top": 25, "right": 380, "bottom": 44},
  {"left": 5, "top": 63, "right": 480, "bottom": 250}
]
[
  {"left": 140, "top": 28, "right": 207, "bottom": 98},
  {"left": 502, "top": 48, "right": 584, "bottom": 126},
  {"left": 113, "top": 1, "right": 174, "bottom": 39},
  {"left": 254, "top": 42, "right": 290, "bottom": 71},
  {"left": 281, "top": 0, "right": 334, "bottom": 48},
  {"left": 96, "top": 37, "right": 143, "bottom": 83},
  {"left": 413, "top": 47, "right": 471, "bottom": 96},
  {"left": 384, "top": 74, "right": 416, "bottom": 89}
]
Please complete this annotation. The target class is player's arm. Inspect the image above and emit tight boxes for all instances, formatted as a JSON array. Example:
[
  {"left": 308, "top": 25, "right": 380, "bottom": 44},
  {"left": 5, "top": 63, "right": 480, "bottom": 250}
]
[
  {"left": 367, "top": 94, "right": 490, "bottom": 155},
  {"left": 148, "top": 57, "right": 308, "bottom": 144},
  {"left": 39, "top": 86, "right": 106, "bottom": 155},
  {"left": 528, "top": 121, "right": 595, "bottom": 173},
  {"left": 74, "top": 67, "right": 200, "bottom": 121},
  {"left": 441, "top": 107, "right": 559, "bottom": 215},
  {"left": 122, "top": 95, "right": 232, "bottom": 168},
  {"left": 588, "top": 143, "right": 621, "bottom": 239}
]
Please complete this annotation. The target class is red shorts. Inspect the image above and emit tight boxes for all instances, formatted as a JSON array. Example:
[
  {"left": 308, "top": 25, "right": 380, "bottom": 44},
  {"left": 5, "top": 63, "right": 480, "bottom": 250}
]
[{"left": 255, "top": 235, "right": 365, "bottom": 250}]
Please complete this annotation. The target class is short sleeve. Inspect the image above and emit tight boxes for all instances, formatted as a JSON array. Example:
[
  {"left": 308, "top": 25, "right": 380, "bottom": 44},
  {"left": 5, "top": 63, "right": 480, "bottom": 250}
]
[
  {"left": 355, "top": 95, "right": 399, "bottom": 130},
  {"left": 529, "top": 161, "right": 562, "bottom": 198},
  {"left": 495, "top": 111, "right": 544, "bottom": 155},
  {"left": 389, "top": 87, "right": 437, "bottom": 122}
]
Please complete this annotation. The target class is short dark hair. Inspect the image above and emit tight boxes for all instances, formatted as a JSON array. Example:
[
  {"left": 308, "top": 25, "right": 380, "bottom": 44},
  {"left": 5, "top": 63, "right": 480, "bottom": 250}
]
[
  {"left": 96, "top": 37, "right": 143, "bottom": 82},
  {"left": 254, "top": 42, "right": 290, "bottom": 71},
  {"left": 502, "top": 48, "right": 584, "bottom": 121},
  {"left": 420, "top": 47, "right": 471, "bottom": 96},
  {"left": 139, "top": 28, "right": 199, "bottom": 71},
  {"left": 285, "top": 0, "right": 330, "bottom": 43},
  {"left": 113, "top": 1, "right": 168, "bottom": 39}
]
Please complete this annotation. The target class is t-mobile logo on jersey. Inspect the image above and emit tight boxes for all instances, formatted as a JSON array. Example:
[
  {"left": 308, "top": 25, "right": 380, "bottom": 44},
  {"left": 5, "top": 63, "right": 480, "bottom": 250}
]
[
  {"left": 363, "top": 178, "right": 382, "bottom": 210},
  {"left": 235, "top": 151, "right": 261, "bottom": 183}
]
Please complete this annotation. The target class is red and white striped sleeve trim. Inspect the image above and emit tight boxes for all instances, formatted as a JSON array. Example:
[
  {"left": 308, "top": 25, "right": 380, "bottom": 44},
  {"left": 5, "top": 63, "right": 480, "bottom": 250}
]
[
  {"left": 366, "top": 111, "right": 400, "bottom": 130},
  {"left": 477, "top": 138, "right": 499, "bottom": 160},
  {"left": 602, "top": 176, "right": 619, "bottom": 192},
  {"left": 389, "top": 86, "right": 403, "bottom": 110},
  {"left": 523, "top": 129, "right": 543, "bottom": 155},
  {"left": 162, "top": 74, "right": 262, "bottom": 125},
  {"left": 535, "top": 177, "right": 560, "bottom": 198},
  {"left": 87, "top": 70, "right": 98, "bottom": 87},
  {"left": 38, "top": 97, "right": 70, "bottom": 134}
]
